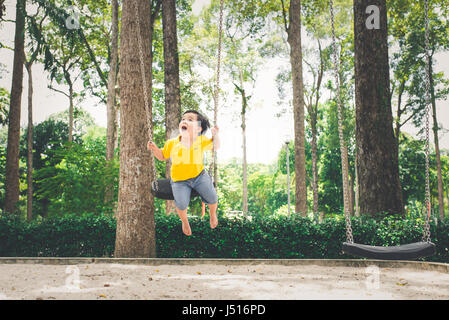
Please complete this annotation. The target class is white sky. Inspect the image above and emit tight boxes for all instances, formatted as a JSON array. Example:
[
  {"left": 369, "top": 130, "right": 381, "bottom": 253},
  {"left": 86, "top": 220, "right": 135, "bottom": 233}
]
[{"left": 0, "top": 0, "right": 448, "bottom": 165}]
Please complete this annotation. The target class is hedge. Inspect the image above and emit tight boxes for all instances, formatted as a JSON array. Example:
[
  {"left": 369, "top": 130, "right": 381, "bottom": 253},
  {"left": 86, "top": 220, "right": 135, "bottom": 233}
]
[{"left": 0, "top": 213, "right": 448, "bottom": 263}]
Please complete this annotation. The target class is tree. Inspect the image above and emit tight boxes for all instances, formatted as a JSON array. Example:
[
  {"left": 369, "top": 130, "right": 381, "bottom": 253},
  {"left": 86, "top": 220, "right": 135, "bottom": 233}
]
[
  {"left": 162, "top": 0, "right": 181, "bottom": 215},
  {"left": 105, "top": 0, "right": 120, "bottom": 204},
  {"left": 114, "top": 0, "right": 157, "bottom": 258},
  {"left": 4, "top": 0, "right": 26, "bottom": 214},
  {"left": 353, "top": 0, "right": 403, "bottom": 216},
  {"left": 389, "top": 0, "right": 449, "bottom": 219},
  {"left": 23, "top": 7, "right": 47, "bottom": 221},
  {"left": 281, "top": 0, "right": 307, "bottom": 216}
]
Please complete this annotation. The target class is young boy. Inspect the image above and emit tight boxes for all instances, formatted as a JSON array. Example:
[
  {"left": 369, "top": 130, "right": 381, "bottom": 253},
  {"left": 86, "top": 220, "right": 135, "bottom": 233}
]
[{"left": 147, "top": 110, "right": 220, "bottom": 236}]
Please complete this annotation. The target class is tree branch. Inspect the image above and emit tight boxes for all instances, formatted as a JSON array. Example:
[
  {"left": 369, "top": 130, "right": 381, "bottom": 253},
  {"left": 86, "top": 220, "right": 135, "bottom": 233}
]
[
  {"left": 48, "top": 84, "right": 69, "bottom": 98},
  {"left": 280, "top": 0, "right": 289, "bottom": 34}
]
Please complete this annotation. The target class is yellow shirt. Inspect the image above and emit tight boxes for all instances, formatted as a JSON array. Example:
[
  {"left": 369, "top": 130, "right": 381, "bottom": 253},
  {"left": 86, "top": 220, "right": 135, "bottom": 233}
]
[{"left": 162, "top": 135, "right": 213, "bottom": 181}]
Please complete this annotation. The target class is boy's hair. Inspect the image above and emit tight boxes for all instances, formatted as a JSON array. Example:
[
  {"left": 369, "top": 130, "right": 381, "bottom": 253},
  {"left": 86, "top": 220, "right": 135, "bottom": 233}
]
[{"left": 183, "top": 110, "right": 210, "bottom": 135}]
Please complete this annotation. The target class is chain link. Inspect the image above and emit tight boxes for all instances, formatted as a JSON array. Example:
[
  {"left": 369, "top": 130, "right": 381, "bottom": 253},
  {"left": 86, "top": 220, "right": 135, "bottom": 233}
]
[
  {"left": 330, "top": 0, "right": 353, "bottom": 243},
  {"left": 134, "top": 0, "right": 159, "bottom": 191},
  {"left": 423, "top": 0, "right": 431, "bottom": 243},
  {"left": 212, "top": 0, "right": 224, "bottom": 181}
]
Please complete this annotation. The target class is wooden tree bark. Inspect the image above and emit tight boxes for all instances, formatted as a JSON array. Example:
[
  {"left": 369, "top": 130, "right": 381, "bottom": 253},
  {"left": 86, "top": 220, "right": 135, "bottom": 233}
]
[
  {"left": 305, "top": 39, "right": 324, "bottom": 217},
  {"left": 25, "top": 62, "right": 33, "bottom": 222},
  {"left": 354, "top": 0, "right": 403, "bottom": 216},
  {"left": 234, "top": 71, "right": 248, "bottom": 214},
  {"left": 105, "top": 0, "right": 119, "bottom": 205},
  {"left": 67, "top": 77, "right": 74, "bottom": 143},
  {"left": 162, "top": 0, "right": 181, "bottom": 215},
  {"left": 428, "top": 59, "right": 445, "bottom": 219},
  {"left": 285, "top": 0, "right": 307, "bottom": 216},
  {"left": 114, "top": 0, "right": 156, "bottom": 258},
  {"left": 5, "top": 0, "right": 25, "bottom": 214}
]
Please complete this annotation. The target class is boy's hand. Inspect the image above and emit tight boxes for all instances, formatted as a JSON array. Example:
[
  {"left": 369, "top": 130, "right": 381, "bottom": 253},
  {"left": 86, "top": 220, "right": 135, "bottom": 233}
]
[
  {"left": 211, "top": 125, "right": 219, "bottom": 137},
  {"left": 147, "top": 140, "right": 158, "bottom": 152}
]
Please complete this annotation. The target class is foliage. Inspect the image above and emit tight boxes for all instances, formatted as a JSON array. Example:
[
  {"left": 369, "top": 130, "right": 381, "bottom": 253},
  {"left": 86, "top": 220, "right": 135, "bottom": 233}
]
[
  {"left": 1, "top": 213, "right": 448, "bottom": 263},
  {"left": 34, "top": 129, "right": 118, "bottom": 217},
  {"left": 0, "top": 87, "right": 9, "bottom": 125}
]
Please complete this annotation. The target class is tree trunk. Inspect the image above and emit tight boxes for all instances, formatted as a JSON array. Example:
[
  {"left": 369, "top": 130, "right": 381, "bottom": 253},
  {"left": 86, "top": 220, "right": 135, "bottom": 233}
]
[
  {"left": 26, "top": 62, "right": 33, "bottom": 222},
  {"left": 67, "top": 78, "right": 74, "bottom": 143},
  {"left": 310, "top": 118, "right": 318, "bottom": 215},
  {"left": 115, "top": 0, "right": 156, "bottom": 258},
  {"left": 429, "top": 59, "right": 445, "bottom": 220},
  {"left": 354, "top": 151, "right": 360, "bottom": 216},
  {"left": 354, "top": 0, "right": 403, "bottom": 216},
  {"left": 237, "top": 71, "right": 248, "bottom": 214},
  {"left": 105, "top": 0, "right": 120, "bottom": 204},
  {"left": 287, "top": 0, "right": 307, "bottom": 216},
  {"left": 162, "top": 0, "right": 181, "bottom": 215},
  {"left": 5, "top": 0, "right": 25, "bottom": 214}
]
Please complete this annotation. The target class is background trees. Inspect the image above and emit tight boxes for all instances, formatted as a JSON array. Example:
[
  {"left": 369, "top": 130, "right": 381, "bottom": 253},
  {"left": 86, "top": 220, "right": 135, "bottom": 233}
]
[{"left": 0, "top": 0, "right": 447, "bottom": 247}]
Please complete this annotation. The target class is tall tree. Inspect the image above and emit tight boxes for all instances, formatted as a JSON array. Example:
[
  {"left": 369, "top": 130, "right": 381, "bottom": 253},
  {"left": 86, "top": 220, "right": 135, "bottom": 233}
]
[
  {"left": 24, "top": 8, "right": 47, "bottom": 221},
  {"left": 114, "top": 0, "right": 157, "bottom": 258},
  {"left": 4, "top": 0, "right": 26, "bottom": 214},
  {"left": 282, "top": 0, "right": 307, "bottom": 216},
  {"left": 354, "top": 0, "right": 403, "bottom": 216},
  {"left": 162, "top": 0, "right": 181, "bottom": 215},
  {"left": 303, "top": 40, "right": 324, "bottom": 217},
  {"left": 105, "top": 0, "right": 120, "bottom": 204}
]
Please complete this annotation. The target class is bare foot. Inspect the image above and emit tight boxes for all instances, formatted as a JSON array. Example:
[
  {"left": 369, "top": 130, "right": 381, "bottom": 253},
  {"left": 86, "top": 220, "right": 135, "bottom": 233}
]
[
  {"left": 182, "top": 220, "right": 192, "bottom": 236},
  {"left": 210, "top": 212, "right": 218, "bottom": 229}
]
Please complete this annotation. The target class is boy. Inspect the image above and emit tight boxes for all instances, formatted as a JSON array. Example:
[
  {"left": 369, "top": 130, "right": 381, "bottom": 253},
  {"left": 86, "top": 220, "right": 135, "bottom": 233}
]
[{"left": 147, "top": 110, "right": 219, "bottom": 236}]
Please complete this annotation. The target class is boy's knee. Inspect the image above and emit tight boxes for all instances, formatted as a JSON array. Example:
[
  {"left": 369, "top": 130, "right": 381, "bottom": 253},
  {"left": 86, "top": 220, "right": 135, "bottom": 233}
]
[{"left": 175, "top": 202, "right": 189, "bottom": 211}]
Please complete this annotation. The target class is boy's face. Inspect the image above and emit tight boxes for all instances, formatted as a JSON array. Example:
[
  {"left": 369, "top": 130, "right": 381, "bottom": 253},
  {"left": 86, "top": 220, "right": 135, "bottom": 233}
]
[{"left": 179, "top": 112, "right": 202, "bottom": 137}]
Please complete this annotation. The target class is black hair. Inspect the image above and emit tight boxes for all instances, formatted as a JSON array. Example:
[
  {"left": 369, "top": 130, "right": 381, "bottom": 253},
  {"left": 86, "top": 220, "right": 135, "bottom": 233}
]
[{"left": 182, "top": 109, "right": 210, "bottom": 135}]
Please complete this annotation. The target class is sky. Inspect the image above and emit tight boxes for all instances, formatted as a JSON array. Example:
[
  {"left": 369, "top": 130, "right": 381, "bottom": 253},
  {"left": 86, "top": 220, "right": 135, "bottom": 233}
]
[{"left": 0, "top": 0, "right": 448, "bottom": 165}]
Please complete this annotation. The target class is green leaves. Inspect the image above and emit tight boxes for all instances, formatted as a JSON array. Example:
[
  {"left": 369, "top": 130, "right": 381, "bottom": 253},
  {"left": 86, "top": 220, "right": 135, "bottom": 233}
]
[{"left": 1, "top": 213, "right": 447, "bottom": 262}]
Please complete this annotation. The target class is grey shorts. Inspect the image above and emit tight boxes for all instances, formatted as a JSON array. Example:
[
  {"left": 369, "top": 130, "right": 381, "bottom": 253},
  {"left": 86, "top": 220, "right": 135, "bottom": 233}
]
[{"left": 170, "top": 170, "right": 218, "bottom": 210}]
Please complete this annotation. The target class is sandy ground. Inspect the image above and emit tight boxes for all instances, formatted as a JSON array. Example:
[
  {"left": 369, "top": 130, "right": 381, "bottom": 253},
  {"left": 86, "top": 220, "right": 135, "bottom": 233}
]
[{"left": 1, "top": 263, "right": 449, "bottom": 300}]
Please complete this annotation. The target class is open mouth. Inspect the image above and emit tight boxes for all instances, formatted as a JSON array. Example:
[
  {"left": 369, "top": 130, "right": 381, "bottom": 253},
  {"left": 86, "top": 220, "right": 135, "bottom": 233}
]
[{"left": 181, "top": 125, "right": 188, "bottom": 131}]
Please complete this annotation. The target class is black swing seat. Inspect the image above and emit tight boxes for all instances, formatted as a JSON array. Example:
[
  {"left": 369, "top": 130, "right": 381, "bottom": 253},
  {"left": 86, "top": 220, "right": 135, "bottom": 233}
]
[
  {"left": 342, "top": 241, "right": 436, "bottom": 260},
  {"left": 151, "top": 179, "right": 200, "bottom": 200},
  {"left": 151, "top": 170, "right": 216, "bottom": 200}
]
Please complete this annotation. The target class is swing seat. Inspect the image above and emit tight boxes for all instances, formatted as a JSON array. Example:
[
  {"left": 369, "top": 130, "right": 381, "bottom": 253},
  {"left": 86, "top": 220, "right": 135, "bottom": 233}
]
[
  {"left": 151, "top": 179, "right": 200, "bottom": 200},
  {"left": 342, "top": 241, "right": 436, "bottom": 260}
]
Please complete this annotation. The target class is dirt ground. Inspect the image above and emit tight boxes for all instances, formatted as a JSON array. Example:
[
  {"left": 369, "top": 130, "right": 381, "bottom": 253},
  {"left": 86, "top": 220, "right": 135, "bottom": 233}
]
[{"left": 1, "top": 262, "right": 449, "bottom": 300}]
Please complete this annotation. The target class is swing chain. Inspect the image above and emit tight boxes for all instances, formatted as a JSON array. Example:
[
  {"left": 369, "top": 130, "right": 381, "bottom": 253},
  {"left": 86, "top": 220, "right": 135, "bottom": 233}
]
[
  {"left": 330, "top": 0, "right": 353, "bottom": 244},
  {"left": 423, "top": 0, "right": 431, "bottom": 243},
  {"left": 134, "top": 0, "right": 159, "bottom": 191},
  {"left": 211, "top": 0, "right": 224, "bottom": 181}
]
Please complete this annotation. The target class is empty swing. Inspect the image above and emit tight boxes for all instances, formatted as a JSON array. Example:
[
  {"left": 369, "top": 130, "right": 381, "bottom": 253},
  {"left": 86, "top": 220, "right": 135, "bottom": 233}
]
[{"left": 329, "top": 0, "right": 436, "bottom": 260}]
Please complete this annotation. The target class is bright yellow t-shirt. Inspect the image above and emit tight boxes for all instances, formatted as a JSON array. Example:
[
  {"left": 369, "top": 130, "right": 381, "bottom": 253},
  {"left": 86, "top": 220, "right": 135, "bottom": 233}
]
[{"left": 162, "top": 135, "right": 213, "bottom": 181}]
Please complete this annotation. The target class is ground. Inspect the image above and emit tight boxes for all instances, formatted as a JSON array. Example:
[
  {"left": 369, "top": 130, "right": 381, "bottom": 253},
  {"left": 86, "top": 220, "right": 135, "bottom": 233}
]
[{"left": 1, "top": 262, "right": 449, "bottom": 300}]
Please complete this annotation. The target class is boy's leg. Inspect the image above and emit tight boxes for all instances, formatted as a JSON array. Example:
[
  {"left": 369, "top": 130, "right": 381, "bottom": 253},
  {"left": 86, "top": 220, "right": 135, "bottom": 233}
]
[
  {"left": 207, "top": 202, "right": 218, "bottom": 229},
  {"left": 170, "top": 180, "right": 192, "bottom": 236},
  {"left": 175, "top": 207, "right": 192, "bottom": 236},
  {"left": 192, "top": 171, "right": 219, "bottom": 229}
]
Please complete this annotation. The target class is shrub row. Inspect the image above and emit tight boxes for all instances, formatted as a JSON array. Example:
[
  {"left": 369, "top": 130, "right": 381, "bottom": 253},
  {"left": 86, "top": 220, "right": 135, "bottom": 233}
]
[{"left": 0, "top": 213, "right": 448, "bottom": 262}]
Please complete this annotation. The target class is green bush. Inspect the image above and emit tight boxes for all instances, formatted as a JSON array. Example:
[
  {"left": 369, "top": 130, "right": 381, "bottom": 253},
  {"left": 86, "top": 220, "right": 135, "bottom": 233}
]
[{"left": 0, "top": 213, "right": 448, "bottom": 263}]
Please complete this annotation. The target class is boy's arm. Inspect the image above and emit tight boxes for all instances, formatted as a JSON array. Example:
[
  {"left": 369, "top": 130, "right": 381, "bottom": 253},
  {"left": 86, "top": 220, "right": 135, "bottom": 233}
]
[
  {"left": 211, "top": 125, "right": 220, "bottom": 150},
  {"left": 212, "top": 134, "right": 220, "bottom": 150},
  {"left": 154, "top": 148, "right": 167, "bottom": 161},
  {"left": 147, "top": 141, "right": 168, "bottom": 161}
]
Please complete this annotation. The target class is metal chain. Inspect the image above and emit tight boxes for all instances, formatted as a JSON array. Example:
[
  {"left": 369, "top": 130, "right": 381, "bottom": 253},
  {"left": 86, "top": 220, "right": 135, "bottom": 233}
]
[
  {"left": 330, "top": 0, "right": 353, "bottom": 243},
  {"left": 212, "top": 0, "right": 224, "bottom": 180},
  {"left": 423, "top": 0, "right": 431, "bottom": 243},
  {"left": 134, "top": 0, "right": 159, "bottom": 191}
]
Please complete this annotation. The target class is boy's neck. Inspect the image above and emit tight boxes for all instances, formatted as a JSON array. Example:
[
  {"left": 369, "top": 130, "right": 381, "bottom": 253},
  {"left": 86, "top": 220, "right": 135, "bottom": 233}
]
[{"left": 180, "top": 132, "right": 198, "bottom": 143}]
